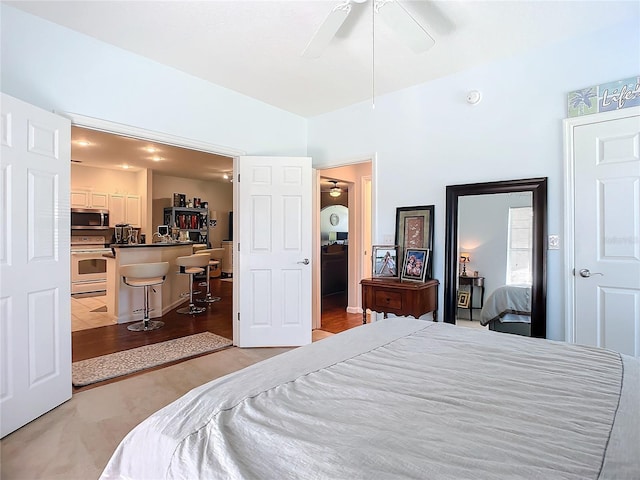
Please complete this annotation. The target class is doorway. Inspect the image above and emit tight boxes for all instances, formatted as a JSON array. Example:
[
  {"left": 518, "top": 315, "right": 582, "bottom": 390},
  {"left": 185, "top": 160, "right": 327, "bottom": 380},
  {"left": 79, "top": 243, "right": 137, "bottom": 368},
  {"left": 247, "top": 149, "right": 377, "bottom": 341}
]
[
  {"left": 315, "top": 160, "right": 373, "bottom": 332},
  {"left": 564, "top": 107, "right": 640, "bottom": 356},
  {"left": 67, "top": 114, "right": 241, "bottom": 361}
]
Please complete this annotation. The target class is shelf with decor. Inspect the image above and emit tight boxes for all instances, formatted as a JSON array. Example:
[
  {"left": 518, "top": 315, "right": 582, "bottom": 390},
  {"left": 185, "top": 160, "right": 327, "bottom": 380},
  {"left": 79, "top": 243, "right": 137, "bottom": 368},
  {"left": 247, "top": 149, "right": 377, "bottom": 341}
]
[{"left": 163, "top": 207, "right": 209, "bottom": 245}]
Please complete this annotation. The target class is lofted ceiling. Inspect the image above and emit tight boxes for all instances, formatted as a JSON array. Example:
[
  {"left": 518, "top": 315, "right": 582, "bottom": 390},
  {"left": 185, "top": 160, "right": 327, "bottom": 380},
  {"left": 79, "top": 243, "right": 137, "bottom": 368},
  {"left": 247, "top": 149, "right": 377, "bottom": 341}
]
[{"left": 8, "top": 1, "right": 636, "bottom": 118}]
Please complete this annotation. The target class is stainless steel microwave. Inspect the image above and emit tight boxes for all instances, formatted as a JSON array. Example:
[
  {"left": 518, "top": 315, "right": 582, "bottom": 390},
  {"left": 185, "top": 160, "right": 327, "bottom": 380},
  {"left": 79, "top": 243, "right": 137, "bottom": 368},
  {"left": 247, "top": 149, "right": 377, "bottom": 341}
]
[{"left": 71, "top": 208, "right": 110, "bottom": 230}]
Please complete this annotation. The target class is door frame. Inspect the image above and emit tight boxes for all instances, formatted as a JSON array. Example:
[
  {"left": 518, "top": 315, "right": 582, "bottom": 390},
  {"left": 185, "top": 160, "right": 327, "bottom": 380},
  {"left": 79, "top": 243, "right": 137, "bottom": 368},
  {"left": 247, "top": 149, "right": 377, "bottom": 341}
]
[
  {"left": 60, "top": 111, "right": 245, "bottom": 345},
  {"left": 562, "top": 106, "right": 640, "bottom": 343},
  {"left": 314, "top": 154, "right": 376, "bottom": 329}
]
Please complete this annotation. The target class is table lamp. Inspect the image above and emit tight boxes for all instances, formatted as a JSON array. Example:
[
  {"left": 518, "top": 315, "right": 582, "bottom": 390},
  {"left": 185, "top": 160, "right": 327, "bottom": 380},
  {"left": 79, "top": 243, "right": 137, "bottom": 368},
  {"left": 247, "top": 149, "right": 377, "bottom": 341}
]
[{"left": 460, "top": 252, "right": 470, "bottom": 277}]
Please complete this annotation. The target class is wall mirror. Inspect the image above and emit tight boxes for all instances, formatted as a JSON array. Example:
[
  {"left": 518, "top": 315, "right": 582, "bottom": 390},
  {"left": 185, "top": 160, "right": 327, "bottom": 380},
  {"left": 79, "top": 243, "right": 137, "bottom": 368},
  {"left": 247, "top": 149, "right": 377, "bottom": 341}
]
[{"left": 443, "top": 178, "right": 547, "bottom": 338}]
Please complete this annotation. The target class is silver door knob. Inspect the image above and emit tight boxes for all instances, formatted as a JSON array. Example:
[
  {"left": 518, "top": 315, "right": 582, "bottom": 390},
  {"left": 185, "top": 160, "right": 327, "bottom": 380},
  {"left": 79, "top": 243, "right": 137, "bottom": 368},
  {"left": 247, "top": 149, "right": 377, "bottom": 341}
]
[
  {"left": 297, "top": 258, "right": 310, "bottom": 265},
  {"left": 579, "top": 268, "right": 604, "bottom": 278}
]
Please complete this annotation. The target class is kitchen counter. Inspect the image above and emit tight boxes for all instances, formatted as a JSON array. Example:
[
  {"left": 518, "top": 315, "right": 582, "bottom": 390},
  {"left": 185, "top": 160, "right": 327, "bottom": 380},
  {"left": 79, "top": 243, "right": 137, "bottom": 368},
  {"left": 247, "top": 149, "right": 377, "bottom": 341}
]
[
  {"left": 105, "top": 243, "right": 194, "bottom": 324},
  {"left": 109, "top": 241, "right": 194, "bottom": 248}
]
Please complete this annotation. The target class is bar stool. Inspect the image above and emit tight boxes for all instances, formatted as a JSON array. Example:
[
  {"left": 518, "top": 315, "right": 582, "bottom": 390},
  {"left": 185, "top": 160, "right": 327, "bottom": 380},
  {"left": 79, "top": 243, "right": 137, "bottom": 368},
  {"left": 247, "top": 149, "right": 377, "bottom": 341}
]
[
  {"left": 120, "top": 262, "right": 170, "bottom": 332},
  {"left": 208, "top": 248, "right": 224, "bottom": 279},
  {"left": 176, "top": 254, "right": 209, "bottom": 315},
  {"left": 194, "top": 249, "right": 222, "bottom": 304}
]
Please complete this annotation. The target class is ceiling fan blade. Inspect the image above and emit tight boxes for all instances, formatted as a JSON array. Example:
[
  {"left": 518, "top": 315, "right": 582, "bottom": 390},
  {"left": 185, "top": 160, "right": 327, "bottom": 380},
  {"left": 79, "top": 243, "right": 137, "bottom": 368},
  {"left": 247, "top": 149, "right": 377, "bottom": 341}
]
[
  {"left": 376, "top": 0, "right": 435, "bottom": 53},
  {"left": 302, "top": 2, "right": 352, "bottom": 59}
]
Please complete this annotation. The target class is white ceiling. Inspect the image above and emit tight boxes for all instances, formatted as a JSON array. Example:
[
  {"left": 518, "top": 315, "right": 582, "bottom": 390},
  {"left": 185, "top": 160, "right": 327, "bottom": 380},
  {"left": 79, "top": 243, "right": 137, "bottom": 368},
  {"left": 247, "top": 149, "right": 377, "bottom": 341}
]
[
  {"left": 71, "top": 126, "right": 233, "bottom": 183},
  {"left": 9, "top": 0, "right": 635, "bottom": 118}
]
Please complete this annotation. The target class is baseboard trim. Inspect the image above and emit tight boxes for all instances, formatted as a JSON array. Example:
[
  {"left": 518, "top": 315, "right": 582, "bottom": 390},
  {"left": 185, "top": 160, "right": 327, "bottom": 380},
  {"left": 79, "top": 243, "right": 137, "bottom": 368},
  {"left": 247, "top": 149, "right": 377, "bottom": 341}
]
[{"left": 346, "top": 306, "right": 362, "bottom": 314}]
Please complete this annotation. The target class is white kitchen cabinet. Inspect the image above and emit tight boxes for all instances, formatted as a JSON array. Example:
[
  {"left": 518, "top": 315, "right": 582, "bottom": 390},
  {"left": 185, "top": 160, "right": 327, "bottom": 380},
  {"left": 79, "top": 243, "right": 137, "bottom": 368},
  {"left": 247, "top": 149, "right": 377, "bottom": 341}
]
[
  {"left": 109, "top": 193, "right": 141, "bottom": 227},
  {"left": 125, "top": 195, "right": 141, "bottom": 226},
  {"left": 70, "top": 190, "right": 108, "bottom": 209}
]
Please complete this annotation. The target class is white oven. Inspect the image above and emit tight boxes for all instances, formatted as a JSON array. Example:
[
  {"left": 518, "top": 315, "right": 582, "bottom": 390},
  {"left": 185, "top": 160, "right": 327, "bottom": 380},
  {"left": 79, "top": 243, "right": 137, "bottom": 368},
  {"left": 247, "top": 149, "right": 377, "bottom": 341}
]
[{"left": 71, "top": 236, "right": 111, "bottom": 295}]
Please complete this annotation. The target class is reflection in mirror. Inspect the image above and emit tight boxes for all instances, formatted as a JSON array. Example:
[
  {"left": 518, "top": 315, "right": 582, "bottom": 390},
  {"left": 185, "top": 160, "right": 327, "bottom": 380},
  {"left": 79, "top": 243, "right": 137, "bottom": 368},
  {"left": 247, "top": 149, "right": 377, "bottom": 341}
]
[
  {"left": 444, "top": 178, "right": 547, "bottom": 338},
  {"left": 458, "top": 192, "right": 533, "bottom": 335}
]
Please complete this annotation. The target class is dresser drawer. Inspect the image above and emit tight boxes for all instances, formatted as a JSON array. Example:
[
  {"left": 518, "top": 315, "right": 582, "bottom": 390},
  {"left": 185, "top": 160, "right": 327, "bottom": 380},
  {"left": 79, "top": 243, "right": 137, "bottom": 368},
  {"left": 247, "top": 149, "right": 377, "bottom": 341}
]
[
  {"left": 361, "top": 278, "right": 439, "bottom": 324},
  {"left": 374, "top": 290, "right": 403, "bottom": 310}
]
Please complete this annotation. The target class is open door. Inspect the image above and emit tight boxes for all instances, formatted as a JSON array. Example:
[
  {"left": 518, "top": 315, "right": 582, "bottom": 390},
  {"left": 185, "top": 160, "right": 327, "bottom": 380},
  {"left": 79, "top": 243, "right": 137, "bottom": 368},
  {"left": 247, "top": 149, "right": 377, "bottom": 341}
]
[
  {"left": 236, "top": 156, "right": 313, "bottom": 347},
  {"left": 1, "top": 94, "right": 72, "bottom": 437}
]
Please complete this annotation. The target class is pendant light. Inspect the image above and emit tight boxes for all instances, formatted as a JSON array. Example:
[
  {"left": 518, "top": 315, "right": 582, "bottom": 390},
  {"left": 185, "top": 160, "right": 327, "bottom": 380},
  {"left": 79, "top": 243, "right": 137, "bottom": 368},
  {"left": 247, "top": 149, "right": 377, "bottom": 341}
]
[{"left": 329, "top": 181, "right": 341, "bottom": 197}]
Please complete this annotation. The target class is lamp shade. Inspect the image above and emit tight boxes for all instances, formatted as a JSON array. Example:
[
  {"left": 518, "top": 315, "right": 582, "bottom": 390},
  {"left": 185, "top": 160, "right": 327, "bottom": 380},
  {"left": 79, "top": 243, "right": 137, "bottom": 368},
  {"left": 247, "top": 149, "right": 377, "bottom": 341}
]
[{"left": 460, "top": 252, "right": 470, "bottom": 263}]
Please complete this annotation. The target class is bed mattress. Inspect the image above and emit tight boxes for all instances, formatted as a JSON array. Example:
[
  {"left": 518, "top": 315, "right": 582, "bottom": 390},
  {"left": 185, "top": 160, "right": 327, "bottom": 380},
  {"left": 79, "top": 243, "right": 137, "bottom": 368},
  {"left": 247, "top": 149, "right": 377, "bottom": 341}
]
[
  {"left": 101, "top": 320, "right": 639, "bottom": 480},
  {"left": 481, "top": 284, "right": 531, "bottom": 325}
]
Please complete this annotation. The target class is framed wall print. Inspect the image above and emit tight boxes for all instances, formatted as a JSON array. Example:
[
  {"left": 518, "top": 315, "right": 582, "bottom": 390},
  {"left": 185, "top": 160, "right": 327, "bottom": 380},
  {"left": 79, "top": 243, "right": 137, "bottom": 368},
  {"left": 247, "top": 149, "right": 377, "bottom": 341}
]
[
  {"left": 400, "top": 248, "right": 429, "bottom": 282},
  {"left": 372, "top": 246, "right": 398, "bottom": 277},
  {"left": 395, "top": 205, "right": 434, "bottom": 279},
  {"left": 457, "top": 290, "right": 470, "bottom": 308}
]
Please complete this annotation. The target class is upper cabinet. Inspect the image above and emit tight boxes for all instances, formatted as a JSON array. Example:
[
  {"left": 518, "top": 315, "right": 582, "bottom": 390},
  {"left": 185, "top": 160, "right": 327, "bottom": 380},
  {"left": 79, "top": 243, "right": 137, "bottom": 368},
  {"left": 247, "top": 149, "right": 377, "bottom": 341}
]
[
  {"left": 109, "top": 193, "right": 141, "bottom": 227},
  {"left": 70, "top": 190, "right": 108, "bottom": 209}
]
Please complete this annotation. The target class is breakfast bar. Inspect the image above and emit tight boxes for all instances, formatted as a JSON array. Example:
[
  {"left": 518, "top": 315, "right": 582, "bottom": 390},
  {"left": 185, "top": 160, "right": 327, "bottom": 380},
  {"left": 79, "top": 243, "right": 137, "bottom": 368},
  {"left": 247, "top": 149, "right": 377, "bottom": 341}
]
[{"left": 105, "top": 243, "right": 194, "bottom": 324}]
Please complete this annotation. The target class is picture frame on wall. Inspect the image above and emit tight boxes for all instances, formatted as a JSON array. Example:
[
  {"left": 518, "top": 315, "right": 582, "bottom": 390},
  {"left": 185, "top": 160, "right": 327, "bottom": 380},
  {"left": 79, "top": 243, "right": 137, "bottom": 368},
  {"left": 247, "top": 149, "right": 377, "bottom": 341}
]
[
  {"left": 395, "top": 205, "right": 434, "bottom": 279},
  {"left": 372, "top": 245, "right": 398, "bottom": 278},
  {"left": 400, "top": 248, "right": 429, "bottom": 282}
]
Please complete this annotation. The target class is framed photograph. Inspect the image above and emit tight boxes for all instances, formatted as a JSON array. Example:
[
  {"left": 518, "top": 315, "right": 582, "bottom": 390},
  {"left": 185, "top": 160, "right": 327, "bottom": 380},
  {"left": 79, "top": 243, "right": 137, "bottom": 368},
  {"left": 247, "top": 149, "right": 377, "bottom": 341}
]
[
  {"left": 395, "top": 205, "right": 434, "bottom": 279},
  {"left": 400, "top": 248, "right": 429, "bottom": 282},
  {"left": 457, "top": 290, "right": 470, "bottom": 308},
  {"left": 372, "top": 246, "right": 398, "bottom": 277}
]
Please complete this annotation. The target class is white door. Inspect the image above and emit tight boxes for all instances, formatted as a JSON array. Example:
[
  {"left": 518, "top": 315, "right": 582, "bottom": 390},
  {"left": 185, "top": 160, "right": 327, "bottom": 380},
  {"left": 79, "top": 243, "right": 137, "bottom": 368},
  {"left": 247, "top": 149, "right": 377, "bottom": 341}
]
[
  {"left": 0, "top": 93, "right": 72, "bottom": 437},
  {"left": 237, "top": 156, "right": 312, "bottom": 347},
  {"left": 570, "top": 109, "right": 640, "bottom": 357}
]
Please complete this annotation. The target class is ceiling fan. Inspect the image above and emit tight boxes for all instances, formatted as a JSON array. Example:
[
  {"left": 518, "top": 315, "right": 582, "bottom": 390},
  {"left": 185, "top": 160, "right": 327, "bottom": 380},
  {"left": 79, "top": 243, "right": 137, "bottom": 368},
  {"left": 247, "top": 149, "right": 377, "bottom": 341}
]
[{"left": 302, "top": 0, "right": 435, "bottom": 59}]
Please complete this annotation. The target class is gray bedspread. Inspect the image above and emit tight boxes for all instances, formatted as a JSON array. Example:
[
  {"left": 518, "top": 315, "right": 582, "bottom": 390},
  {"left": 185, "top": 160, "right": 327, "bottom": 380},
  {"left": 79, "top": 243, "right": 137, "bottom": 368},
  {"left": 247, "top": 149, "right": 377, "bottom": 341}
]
[
  {"left": 481, "top": 284, "right": 531, "bottom": 325},
  {"left": 101, "top": 320, "right": 639, "bottom": 480}
]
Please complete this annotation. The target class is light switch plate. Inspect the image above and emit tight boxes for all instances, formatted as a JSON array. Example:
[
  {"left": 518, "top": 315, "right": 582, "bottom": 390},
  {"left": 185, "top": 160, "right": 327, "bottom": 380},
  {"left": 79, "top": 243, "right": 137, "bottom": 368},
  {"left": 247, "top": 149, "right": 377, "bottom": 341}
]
[
  {"left": 383, "top": 234, "right": 394, "bottom": 244},
  {"left": 548, "top": 234, "right": 560, "bottom": 250}
]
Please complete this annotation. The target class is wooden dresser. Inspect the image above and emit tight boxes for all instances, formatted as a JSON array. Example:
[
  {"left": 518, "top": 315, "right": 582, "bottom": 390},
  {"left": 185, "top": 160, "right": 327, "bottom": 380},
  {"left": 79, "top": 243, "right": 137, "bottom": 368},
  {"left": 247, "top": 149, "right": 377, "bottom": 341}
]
[{"left": 361, "top": 278, "right": 439, "bottom": 324}]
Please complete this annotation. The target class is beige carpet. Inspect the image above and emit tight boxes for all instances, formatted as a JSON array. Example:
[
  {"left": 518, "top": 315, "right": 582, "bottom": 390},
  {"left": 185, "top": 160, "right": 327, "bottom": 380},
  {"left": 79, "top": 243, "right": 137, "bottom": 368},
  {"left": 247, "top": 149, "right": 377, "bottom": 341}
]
[{"left": 72, "top": 332, "right": 232, "bottom": 386}]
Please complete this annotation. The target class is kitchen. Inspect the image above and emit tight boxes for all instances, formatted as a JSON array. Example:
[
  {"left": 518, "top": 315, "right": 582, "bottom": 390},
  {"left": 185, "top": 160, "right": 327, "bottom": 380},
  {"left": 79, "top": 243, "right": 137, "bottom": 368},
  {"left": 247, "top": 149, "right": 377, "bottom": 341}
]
[{"left": 70, "top": 126, "right": 234, "bottom": 332}]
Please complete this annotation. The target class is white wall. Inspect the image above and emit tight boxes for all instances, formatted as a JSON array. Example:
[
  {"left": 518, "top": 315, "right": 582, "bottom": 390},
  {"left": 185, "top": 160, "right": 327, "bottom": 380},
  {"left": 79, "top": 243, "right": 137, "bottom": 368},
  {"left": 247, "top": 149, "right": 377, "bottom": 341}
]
[
  {"left": 307, "top": 18, "right": 640, "bottom": 341},
  {"left": 0, "top": 5, "right": 307, "bottom": 157},
  {"left": 458, "top": 193, "right": 532, "bottom": 303}
]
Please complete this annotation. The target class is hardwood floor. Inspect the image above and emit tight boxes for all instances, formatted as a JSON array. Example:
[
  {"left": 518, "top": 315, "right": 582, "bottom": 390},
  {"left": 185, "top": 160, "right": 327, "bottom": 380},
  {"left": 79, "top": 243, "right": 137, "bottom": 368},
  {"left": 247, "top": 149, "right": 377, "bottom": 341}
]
[
  {"left": 72, "top": 279, "right": 233, "bottom": 362},
  {"left": 72, "top": 281, "right": 361, "bottom": 391},
  {"left": 320, "top": 291, "right": 363, "bottom": 333}
]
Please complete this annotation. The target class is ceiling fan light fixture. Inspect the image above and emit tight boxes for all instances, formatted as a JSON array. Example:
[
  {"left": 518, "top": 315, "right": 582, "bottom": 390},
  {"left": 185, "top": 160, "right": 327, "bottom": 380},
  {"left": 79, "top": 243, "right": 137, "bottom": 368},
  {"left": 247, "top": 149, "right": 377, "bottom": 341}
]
[
  {"left": 329, "top": 181, "right": 342, "bottom": 197},
  {"left": 301, "top": 1, "right": 352, "bottom": 59}
]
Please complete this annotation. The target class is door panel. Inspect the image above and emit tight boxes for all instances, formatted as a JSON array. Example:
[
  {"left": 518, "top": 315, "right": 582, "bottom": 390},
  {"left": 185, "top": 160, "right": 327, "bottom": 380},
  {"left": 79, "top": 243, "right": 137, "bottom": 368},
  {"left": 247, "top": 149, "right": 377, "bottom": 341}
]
[
  {"left": 573, "top": 113, "right": 640, "bottom": 356},
  {"left": 0, "top": 93, "right": 71, "bottom": 438},
  {"left": 238, "top": 156, "right": 312, "bottom": 347}
]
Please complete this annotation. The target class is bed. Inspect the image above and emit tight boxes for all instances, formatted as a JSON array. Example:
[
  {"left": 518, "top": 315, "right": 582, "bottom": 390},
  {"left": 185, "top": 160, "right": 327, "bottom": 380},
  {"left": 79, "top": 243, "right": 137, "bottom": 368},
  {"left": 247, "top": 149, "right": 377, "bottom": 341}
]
[
  {"left": 481, "top": 284, "right": 531, "bottom": 335},
  {"left": 101, "top": 319, "right": 639, "bottom": 479}
]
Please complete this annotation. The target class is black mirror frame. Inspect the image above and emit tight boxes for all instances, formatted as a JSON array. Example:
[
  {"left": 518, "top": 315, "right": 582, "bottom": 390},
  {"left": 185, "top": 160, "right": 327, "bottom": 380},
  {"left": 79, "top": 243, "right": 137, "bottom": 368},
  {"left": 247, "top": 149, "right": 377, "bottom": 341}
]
[{"left": 443, "top": 178, "right": 547, "bottom": 338}]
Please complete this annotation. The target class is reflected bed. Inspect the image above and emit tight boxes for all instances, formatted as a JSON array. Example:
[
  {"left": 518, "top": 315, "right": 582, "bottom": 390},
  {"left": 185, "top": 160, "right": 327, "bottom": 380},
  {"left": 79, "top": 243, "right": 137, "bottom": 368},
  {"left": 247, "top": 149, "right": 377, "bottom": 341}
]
[
  {"left": 481, "top": 284, "right": 531, "bottom": 335},
  {"left": 101, "top": 320, "right": 639, "bottom": 479}
]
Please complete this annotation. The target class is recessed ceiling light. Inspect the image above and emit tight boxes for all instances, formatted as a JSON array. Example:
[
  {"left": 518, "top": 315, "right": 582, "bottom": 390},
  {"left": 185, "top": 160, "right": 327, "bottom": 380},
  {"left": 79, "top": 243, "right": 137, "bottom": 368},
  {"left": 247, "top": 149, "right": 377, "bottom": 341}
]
[
  {"left": 76, "top": 140, "right": 91, "bottom": 147},
  {"left": 122, "top": 164, "right": 130, "bottom": 169},
  {"left": 144, "top": 146, "right": 157, "bottom": 153},
  {"left": 151, "top": 156, "right": 163, "bottom": 162},
  {"left": 223, "top": 173, "right": 229, "bottom": 180}
]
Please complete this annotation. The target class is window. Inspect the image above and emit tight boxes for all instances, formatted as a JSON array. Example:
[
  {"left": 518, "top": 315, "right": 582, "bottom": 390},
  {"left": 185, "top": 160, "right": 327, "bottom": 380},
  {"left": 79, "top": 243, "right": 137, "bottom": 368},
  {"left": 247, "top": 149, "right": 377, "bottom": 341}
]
[{"left": 506, "top": 206, "right": 532, "bottom": 285}]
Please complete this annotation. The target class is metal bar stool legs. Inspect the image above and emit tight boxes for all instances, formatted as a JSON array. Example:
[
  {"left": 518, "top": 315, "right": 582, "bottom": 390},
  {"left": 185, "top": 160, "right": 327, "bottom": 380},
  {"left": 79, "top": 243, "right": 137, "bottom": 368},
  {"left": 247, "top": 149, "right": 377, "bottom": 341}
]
[
  {"left": 121, "top": 262, "right": 170, "bottom": 332},
  {"left": 197, "top": 261, "right": 221, "bottom": 304},
  {"left": 176, "top": 254, "right": 208, "bottom": 315}
]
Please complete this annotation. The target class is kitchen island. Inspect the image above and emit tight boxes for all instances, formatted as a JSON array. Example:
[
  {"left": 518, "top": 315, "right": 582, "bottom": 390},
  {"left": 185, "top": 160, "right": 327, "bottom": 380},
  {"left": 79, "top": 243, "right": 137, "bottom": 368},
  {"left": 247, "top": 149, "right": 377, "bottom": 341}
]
[{"left": 105, "top": 242, "right": 194, "bottom": 325}]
